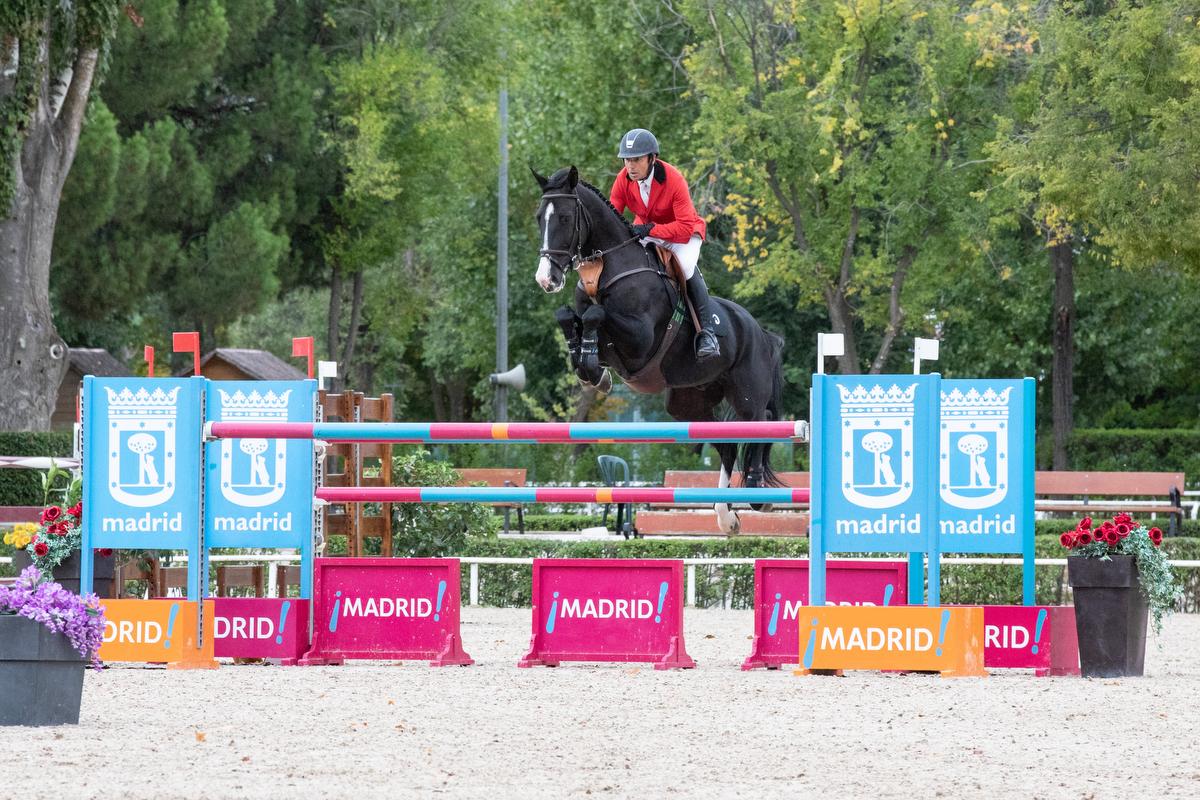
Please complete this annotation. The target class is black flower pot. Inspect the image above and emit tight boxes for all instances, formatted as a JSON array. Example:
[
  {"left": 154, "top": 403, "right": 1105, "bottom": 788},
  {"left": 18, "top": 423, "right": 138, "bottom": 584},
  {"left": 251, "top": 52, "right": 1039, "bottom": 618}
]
[
  {"left": 1068, "top": 555, "right": 1149, "bottom": 678},
  {"left": 0, "top": 615, "right": 85, "bottom": 726},
  {"left": 11, "top": 550, "right": 114, "bottom": 598}
]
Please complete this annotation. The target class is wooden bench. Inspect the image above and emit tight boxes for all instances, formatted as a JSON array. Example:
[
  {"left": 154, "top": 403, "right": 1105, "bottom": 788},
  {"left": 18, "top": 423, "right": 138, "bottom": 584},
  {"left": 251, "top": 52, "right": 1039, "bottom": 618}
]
[
  {"left": 455, "top": 468, "right": 527, "bottom": 534},
  {"left": 216, "top": 565, "right": 265, "bottom": 597},
  {"left": 0, "top": 506, "right": 41, "bottom": 525},
  {"left": 155, "top": 566, "right": 189, "bottom": 597},
  {"left": 1035, "top": 471, "right": 1184, "bottom": 536},
  {"left": 275, "top": 564, "right": 302, "bottom": 598},
  {"left": 636, "top": 470, "right": 810, "bottom": 537},
  {"left": 115, "top": 558, "right": 158, "bottom": 598}
]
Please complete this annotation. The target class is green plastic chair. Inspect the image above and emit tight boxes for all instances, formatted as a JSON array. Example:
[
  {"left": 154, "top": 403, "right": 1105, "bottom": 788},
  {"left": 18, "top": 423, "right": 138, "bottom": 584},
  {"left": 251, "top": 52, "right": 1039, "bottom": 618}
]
[{"left": 597, "top": 455, "right": 637, "bottom": 539}]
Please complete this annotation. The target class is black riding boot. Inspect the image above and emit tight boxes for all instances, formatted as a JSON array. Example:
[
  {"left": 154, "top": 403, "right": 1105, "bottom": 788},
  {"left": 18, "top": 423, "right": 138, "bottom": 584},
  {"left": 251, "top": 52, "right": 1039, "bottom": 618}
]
[{"left": 685, "top": 271, "right": 720, "bottom": 361}]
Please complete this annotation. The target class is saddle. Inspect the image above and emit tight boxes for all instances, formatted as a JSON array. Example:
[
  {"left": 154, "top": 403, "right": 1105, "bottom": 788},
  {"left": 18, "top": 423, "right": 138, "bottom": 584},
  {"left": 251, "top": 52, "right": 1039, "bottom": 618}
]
[{"left": 578, "top": 245, "right": 703, "bottom": 334}]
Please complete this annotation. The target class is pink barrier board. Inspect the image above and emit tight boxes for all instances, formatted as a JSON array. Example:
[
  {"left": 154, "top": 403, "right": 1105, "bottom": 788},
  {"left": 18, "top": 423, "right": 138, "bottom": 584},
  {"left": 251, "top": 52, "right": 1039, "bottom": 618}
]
[
  {"left": 982, "top": 605, "right": 1079, "bottom": 676},
  {"left": 742, "top": 559, "right": 908, "bottom": 670},
  {"left": 518, "top": 558, "right": 694, "bottom": 670},
  {"left": 299, "top": 558, "right": 472, "bottom": 666},
  {"left": 212, "top": 598, "right": 309, "bottom": 662}
]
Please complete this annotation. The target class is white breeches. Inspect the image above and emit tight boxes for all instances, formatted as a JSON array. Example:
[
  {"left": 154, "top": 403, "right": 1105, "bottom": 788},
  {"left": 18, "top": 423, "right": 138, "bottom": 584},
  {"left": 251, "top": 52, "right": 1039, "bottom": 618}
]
[{"left": 645, "top": 233, "right": 702, "bottom": 279}]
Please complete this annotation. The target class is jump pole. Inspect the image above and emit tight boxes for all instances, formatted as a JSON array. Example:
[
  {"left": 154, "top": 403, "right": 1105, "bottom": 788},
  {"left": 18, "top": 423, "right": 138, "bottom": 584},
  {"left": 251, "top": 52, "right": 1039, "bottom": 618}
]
[
  {"left": 206, "top": 420, "right": 809, "bottom": 444},
  {"left": 316, "top": 486, "right": 810, "bottom": 505}
]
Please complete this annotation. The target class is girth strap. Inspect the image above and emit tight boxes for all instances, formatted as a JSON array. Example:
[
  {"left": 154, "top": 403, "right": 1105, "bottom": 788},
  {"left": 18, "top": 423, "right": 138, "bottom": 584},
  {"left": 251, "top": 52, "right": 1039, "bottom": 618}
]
[
  {"left": 655, "top": 245, "right": 704, "bottom": 337},
  {"left": 576, "top": 261, "right": 666, "bottom": 301}
]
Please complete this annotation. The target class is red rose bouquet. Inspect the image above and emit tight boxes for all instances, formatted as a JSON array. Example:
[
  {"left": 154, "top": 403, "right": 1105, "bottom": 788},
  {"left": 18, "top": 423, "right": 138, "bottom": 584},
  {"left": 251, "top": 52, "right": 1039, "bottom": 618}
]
[
  {"left": 21, "top": 463, "right": 112, "bottom": 577},
  {"left": 1061, "top": 514, "right": 1180, "bottom": 632}
]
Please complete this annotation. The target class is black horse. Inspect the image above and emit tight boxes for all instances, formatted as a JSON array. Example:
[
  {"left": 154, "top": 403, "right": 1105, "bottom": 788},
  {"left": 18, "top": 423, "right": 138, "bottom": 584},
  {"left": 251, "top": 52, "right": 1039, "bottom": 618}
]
[{"left": 533, "top": 165, "right": 784, "bottom": 533}]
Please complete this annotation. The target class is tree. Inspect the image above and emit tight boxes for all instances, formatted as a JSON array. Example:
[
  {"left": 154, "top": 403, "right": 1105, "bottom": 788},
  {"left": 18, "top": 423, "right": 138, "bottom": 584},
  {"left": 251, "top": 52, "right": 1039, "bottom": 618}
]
[
  {"left": 321, "top": 0, "right": 504, "bottom": 406},
  {"left": 0, "top": 1, "right": 119, "bottom": 429},
  {"left": 683, "top": 0, "right": 1034, "bottom": 374},
  {"left": 50, "top": 0, "right": 329, "bottom": 358},
  {"left": 988, "top": 0, "right": 1200, "bottom": 467}
]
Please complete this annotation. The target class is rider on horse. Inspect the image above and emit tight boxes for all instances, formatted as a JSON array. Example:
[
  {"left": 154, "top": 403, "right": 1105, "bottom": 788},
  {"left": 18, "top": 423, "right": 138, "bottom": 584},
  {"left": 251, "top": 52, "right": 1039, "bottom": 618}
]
[{"left": 609, "top": 128, "right": 720, "bottom": 362}]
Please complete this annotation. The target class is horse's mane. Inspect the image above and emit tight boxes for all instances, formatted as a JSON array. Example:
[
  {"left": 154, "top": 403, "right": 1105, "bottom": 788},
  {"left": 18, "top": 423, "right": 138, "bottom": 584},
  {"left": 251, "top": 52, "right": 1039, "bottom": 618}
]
[
  {"left": 545, "top": 168, "right": 635, "bottom": 236},
  {"left": 579, "top": 180, "right": 636, "bottom": 236}
]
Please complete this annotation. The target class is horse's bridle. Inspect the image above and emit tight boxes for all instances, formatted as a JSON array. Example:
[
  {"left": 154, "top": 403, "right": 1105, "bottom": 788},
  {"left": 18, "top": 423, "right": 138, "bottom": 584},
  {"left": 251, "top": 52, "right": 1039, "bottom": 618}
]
[
  {"left": 538, "top": 191, "right": 593, "bottom": 275},
  {"left": 538, "top": 190, "right": 644, "bottom": 276}
]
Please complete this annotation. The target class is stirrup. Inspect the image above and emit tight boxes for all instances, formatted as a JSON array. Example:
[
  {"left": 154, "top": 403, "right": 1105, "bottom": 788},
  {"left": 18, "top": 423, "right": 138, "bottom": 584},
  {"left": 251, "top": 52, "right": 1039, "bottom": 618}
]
[{"left": 695, "top": 330, "right": 720, "bottom": 361}]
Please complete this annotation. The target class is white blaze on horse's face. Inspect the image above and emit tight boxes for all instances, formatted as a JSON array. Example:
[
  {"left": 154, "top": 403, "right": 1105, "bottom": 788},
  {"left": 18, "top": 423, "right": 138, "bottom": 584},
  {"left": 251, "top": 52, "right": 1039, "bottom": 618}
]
[
  {"left": 536, "top": 201, "right": 564, "bottom": 293},
  {"left": 537, "top": 254, "right": 561, "bottom": 292}
]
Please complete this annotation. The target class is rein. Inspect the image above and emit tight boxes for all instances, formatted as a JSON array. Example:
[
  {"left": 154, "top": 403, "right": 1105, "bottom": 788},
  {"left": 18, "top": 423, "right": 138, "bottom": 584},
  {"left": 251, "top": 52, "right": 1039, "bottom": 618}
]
[{"left": 538, "top": 190, "right": 645, "bottom": 274}]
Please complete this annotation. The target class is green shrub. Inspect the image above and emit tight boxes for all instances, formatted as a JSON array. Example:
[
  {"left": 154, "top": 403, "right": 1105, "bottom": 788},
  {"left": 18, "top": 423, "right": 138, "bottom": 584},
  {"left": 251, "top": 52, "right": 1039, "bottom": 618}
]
[
  {"left": 1066, "top": 429, "right": 1200, "bottom": 486},
  {"left": 0, "top": 431, "right": 75, "bottom": 506},
  {"left": 390, "top": 450, "right": 499, "bottom": 556},
  {"left": 515, "top": 513, "right": 605, "bottom": 531}
]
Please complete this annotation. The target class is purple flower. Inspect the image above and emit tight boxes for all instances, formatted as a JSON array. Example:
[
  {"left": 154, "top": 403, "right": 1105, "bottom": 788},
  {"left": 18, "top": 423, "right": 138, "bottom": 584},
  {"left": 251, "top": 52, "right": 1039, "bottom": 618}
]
[{"left": 0, "top": 566, "right": 106, "bottom": 668}]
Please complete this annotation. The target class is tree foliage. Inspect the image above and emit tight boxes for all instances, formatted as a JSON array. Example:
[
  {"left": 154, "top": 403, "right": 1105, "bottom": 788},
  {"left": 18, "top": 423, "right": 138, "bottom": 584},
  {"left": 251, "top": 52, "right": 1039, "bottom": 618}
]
[
  {"left": 22, "top": 0, "right": 1200, "bottom": 461},
  {"left": 683, "top": 0, "right": 1036, "bottom": 375},
  {"left": 51, "top": 0, "right": 332, "bottom": 355}
]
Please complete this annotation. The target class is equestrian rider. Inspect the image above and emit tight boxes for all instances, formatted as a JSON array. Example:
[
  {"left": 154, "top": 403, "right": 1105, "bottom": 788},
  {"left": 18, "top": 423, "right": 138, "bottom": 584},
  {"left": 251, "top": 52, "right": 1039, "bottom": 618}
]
[{"left": 609, "top": 128, "right": 720, "bottom": 361}]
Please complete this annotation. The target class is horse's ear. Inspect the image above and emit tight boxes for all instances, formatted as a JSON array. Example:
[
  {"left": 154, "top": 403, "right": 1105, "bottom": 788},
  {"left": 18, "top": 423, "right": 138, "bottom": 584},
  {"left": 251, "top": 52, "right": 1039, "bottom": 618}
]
[
  {"left": 567, "top": 166, "right": 579, "bottom": 189},
  {"left": 530, "top": 166, "right": 548, "bottom": 190}
]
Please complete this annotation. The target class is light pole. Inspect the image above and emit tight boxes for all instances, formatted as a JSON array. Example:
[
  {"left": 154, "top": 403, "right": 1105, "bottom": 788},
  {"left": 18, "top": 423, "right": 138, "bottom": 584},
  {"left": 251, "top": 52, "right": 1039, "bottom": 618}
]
[{"left": 495, "top": 84, "right": 509, "bottom": 422}]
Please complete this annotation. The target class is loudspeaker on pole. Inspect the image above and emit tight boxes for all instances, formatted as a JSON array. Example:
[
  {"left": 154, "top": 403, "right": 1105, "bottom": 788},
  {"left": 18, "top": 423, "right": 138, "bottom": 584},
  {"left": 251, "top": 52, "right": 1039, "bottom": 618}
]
[{"left": 489, "top": 363, "right": 526, "bottom": 391}]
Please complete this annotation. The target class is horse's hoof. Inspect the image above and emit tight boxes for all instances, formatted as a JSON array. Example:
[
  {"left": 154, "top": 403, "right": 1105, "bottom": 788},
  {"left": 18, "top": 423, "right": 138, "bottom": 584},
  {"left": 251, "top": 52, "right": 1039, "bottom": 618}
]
[
  {"left": 749, "top": 503, "right": 773, "bottom": 513},
  {"left": 595, "top": 371, "right": 612, "bottom": 394}
]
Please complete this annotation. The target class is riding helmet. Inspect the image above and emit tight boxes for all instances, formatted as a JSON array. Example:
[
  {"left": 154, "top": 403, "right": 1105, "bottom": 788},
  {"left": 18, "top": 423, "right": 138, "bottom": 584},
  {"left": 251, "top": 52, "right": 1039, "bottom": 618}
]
[{"left": 617, "top": 128, "right": 659, "bottom": 159}]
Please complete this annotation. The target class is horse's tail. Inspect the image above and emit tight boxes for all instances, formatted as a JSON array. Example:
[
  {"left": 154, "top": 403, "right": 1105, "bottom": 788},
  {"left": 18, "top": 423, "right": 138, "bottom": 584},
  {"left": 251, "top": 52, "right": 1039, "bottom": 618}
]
[{"left": 741, "top": 330, "right": 786, "bottom": 489}]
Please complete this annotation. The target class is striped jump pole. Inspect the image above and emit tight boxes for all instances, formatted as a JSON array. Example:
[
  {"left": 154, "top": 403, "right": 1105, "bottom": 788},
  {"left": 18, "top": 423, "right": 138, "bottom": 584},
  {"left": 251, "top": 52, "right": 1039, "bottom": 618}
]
[
  {"left": 206, "top": 420, "right": 809, "bottom": 444},
  {"left": 316, "top": 486, "right": 811, "bottom": 505}
]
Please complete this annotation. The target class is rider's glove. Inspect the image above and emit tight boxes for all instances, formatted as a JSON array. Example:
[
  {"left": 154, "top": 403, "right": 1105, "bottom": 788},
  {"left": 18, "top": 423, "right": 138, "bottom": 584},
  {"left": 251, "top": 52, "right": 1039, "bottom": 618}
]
[{"left": 631, "top": 223, "right": 654, "bottom": 239}]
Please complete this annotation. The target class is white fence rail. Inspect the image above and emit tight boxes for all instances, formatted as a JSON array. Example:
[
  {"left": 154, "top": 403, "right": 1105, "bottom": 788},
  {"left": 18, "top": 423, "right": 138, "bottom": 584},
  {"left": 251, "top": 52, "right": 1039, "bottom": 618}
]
[
  {"left": 1184, "top": 489, "right": 1200, "bottom": 520},
  {"left": 5, "top": 554, "right": 1199, "bottom": 607}
]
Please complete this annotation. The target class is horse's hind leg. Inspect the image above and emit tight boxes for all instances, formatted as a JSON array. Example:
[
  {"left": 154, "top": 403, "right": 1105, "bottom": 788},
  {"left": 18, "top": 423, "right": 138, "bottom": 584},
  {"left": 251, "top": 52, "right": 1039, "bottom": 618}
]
[
  {"left": 727, "top": 362, "right": 779, "bottom": 512},
  {"left": 666, "top": 387, "right": 740, "bottom": 535},
  {"left": 713, "top": 442, "right": 741, "bottom": 535},
  {"left": 743, "top": 441, "right": 767, "bottom": 512}
]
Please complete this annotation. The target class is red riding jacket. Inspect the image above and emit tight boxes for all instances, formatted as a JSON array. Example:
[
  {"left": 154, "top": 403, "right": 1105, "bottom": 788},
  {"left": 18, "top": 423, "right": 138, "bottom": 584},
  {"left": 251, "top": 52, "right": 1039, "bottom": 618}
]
[{"left": 609, "top": 159, "right": 707, "bottom": 244}]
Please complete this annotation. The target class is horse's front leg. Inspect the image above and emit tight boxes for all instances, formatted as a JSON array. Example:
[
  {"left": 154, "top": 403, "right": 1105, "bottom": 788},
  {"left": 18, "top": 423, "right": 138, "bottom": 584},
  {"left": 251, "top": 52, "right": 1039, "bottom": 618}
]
[
  {"left": 555, "top": 306, "right": 582, "bottom": 371},
  {"left": 578, "top": 304, "right": 607, "bottom": 387}
]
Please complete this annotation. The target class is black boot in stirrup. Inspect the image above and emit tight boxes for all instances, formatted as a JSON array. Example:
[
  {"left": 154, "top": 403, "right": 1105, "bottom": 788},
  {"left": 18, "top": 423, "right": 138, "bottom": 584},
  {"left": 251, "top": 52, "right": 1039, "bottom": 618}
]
[{"left": 685, "top": 272, "right": 720, "bottom": 361}]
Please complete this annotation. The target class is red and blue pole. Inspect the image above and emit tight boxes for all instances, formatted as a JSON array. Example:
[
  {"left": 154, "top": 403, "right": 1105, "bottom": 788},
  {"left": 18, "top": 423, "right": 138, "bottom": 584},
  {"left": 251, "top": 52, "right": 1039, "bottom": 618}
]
[
  {"left": 316, "top": 486, "right": 810, "bottom": 505},
  {"left": 206, "top": 420, "right": 808, "bottom": 444}
]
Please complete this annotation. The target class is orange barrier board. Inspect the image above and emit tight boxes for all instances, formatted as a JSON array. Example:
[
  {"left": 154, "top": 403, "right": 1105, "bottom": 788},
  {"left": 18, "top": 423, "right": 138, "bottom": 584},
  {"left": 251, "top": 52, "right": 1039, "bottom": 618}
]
[
  {"left": 98, "top": 599, "right": 218, "bottom": 669},
  {"left": 793, "top": 606, "right": 986, "bottom": 677}
]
